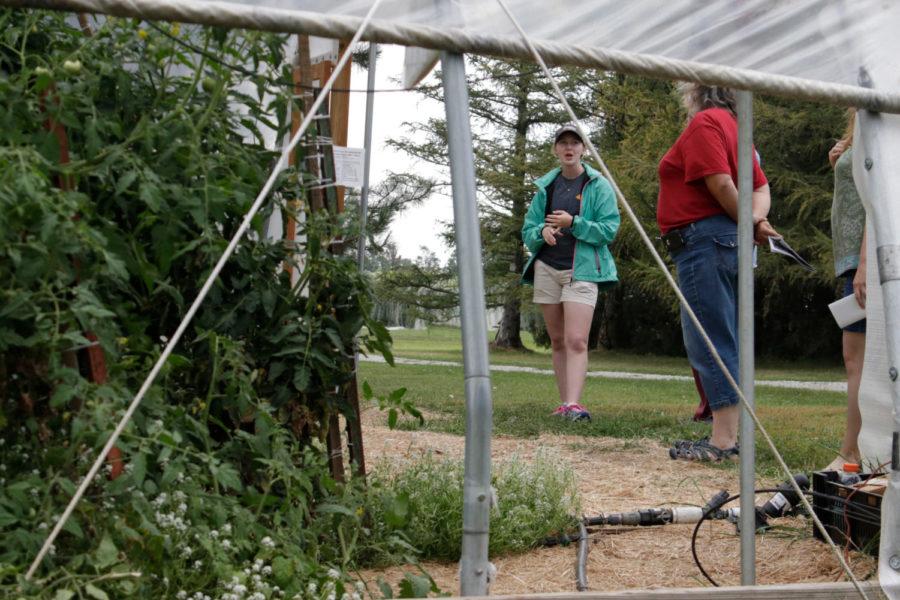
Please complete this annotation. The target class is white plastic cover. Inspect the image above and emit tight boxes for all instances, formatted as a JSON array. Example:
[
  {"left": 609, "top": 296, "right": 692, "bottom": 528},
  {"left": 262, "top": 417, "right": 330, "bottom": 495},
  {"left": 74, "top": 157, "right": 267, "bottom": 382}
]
[
  {"left": 212, "top": 0, "right": 900, "bottom": 93},
  {"left": 858, "top": 220, "right": 891, "bottom": 467}
]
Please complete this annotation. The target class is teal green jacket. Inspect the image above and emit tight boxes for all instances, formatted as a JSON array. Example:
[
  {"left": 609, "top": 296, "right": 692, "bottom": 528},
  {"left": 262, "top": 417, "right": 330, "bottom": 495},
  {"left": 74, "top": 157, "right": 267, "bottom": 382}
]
[{"left": 520, "top": 163, "right": 620, "bottom": 290}]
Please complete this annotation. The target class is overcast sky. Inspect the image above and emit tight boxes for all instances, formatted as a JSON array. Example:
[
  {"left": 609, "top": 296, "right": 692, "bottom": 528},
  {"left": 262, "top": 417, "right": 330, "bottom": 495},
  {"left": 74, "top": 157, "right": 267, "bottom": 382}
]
[{"left": 344, "top": 45, "right": 453, "bottom": 263}]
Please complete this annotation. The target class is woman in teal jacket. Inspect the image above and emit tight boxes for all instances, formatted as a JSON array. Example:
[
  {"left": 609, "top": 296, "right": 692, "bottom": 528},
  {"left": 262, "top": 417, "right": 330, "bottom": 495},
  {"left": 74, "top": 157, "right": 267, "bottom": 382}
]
[{"left": 520, "top": 124, "right": 620, "bottom": 421}]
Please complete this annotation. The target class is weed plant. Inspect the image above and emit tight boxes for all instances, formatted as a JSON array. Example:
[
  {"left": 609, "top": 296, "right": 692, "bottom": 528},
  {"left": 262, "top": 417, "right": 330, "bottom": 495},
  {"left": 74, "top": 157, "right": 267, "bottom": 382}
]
[{"left": 364, "top": 451, "right": 580, "bottom": 563}]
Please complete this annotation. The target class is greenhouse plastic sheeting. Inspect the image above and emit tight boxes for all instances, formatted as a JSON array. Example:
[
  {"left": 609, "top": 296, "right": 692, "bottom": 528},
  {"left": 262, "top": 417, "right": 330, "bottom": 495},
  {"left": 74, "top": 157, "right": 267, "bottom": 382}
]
[{"left": 212, "top": 0, "right": 900, "bottom": 91}]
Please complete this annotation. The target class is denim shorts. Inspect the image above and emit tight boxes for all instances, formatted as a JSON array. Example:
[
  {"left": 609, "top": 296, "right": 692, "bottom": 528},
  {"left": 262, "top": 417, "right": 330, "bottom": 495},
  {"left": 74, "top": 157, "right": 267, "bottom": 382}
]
[
  {"left": 841, "top": 270, "right": 867, "bottom": 333},
  {"left": 668, "top": 215, "right": 740, "bottom": 411}
]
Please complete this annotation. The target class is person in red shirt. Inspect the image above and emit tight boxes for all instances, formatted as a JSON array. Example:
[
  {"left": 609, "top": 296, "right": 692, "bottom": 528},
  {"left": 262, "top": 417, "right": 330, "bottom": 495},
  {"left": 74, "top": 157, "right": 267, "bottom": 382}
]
[{"left": 659, "top": 83, "right": 778, "bottom": 462}]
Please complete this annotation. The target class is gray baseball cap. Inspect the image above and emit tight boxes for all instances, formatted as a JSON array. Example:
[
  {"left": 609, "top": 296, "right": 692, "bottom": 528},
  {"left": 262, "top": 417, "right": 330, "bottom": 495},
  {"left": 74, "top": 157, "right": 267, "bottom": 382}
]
[{"left": 554, "top": 123, "right": 584, "bottom": 144}]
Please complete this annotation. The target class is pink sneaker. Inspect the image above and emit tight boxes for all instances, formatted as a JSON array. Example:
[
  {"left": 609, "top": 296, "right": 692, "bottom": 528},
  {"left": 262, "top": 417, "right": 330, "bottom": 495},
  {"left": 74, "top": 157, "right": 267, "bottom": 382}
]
[
  {"left": 551, "top": 404, "right": 571, "bottom": 417},
  {"left": 551, "top": 404, "right": 592, "bottom": 421},
  {"left": 566, "top": 403, "right": 592, "bottom": 421}
]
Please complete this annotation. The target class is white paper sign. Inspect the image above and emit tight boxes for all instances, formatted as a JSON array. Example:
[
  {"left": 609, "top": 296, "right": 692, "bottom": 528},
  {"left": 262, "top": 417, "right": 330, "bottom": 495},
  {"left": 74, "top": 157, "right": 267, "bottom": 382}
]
[{"left": 332, "top": 146, "right": 366, "bottom": 188}]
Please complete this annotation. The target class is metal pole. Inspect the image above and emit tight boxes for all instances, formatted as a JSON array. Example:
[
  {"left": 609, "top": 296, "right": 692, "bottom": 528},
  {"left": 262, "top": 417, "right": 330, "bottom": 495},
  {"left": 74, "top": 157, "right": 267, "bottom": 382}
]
[
  {"left": 441, "top": 51, "right": 494, "bottom": 597},
  {"left": 357, "top": 43, "right": 377, "bottom": 270},
  {"left": 349, "top": 42, "right": 378, "bottom": 478},
  {"left": 736, "top": 89, "right": 756, "bottom": 585}
]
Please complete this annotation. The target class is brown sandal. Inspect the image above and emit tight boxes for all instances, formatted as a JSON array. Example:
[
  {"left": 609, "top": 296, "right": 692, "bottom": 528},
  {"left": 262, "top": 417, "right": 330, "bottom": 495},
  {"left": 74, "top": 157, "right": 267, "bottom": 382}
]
[{"left": 669, "top": 439, "right": 739, "bottom": 462}]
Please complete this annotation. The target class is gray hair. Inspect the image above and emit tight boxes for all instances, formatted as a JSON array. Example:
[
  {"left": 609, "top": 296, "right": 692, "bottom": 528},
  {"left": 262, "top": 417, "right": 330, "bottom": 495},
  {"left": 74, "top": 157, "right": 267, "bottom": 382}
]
[{"left": 677, "top": 82, "right": 737, "bottom": 117}]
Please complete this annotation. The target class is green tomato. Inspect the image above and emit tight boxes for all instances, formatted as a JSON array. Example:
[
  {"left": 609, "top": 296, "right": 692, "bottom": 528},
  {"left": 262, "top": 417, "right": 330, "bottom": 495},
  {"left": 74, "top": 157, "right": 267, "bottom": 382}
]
[
  {"left": 201, "top": 76, "right": 217, "bottom": 93},
  {"left": 62, "top": 59, "right": 82, "bottom": 75},
  {"left": 34, "top": 66, "right": 51, "bottom": 76}
]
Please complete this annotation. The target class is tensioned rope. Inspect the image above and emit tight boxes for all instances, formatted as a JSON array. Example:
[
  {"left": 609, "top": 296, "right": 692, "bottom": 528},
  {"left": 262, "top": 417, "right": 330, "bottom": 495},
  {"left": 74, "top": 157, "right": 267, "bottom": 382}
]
[
  {"left": 23, "top": 0, "right": 386, "bottom": 580},
  {"left": 4, "top": 0, "right": 900, "bottom": 113},
  {"left": 493, "top": 0, "right": 870, "bottom": 597}
]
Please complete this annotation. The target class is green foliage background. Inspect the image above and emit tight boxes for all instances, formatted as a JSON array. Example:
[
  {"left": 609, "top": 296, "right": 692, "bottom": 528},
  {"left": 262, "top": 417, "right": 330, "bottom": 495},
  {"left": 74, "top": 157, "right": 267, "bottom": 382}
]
[
  {"left": 380, "top": 65, "right": 847, "bottom": 360},
  {"left": 592, "top": 75, "right": 847, "bottom": 358}
]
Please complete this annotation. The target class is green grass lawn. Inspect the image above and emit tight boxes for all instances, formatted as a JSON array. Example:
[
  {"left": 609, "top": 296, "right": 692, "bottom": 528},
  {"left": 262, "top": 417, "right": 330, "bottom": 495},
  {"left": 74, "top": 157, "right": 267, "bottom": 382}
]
[
  {"left": 361, "top": 327, "right": 850, "bottom": 477},
  {"left": 384, "top": 326, "right": 845, "bottom": 381}
]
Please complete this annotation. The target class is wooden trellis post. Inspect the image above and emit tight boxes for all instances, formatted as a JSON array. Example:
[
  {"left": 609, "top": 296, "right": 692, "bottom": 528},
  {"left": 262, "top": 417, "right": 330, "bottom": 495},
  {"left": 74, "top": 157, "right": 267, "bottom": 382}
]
[{"left": 289, "top": 35, "right": 366, "bottom": 481}]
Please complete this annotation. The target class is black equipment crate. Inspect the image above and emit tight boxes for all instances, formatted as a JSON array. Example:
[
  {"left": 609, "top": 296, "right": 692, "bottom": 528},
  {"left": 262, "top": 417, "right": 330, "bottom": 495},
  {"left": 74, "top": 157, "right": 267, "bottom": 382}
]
[{"left": 812, "top": 470, "right": 883, "bottom": 556}]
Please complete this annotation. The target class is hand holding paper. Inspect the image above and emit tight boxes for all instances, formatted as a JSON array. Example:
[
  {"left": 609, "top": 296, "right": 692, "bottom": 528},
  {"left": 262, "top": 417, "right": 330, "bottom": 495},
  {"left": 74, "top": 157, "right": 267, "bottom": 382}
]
[
  {"left": 768, "top": 236, "right": 814, "bottom": 271},
  {"left": 828, "top": 294, "right": 866, "bottom": 328}
]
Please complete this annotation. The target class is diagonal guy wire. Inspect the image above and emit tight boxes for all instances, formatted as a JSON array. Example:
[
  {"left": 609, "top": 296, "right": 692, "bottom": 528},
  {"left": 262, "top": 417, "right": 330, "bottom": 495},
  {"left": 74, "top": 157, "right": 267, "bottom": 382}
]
[
  {"left": 24, "top": 0, "right": 385, "bottom": 580},
  {"left": 493, "top": 0, "right": 869, "bottom": 597}
]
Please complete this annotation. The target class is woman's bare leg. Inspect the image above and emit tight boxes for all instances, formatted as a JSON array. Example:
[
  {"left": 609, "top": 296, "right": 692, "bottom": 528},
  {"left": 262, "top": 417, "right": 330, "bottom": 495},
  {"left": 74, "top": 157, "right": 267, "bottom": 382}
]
[
  {"left": 541, "top": 303, "right": 567, "bottom": 404},
  {"left": 562, "top": 301, "right": 594, "bottom": 405},
  {"left": 710, "top": 404, "right": 740, "bottom": 450},
  {"left": 840, "top": 330, "right": 865, "bottom": 463}
]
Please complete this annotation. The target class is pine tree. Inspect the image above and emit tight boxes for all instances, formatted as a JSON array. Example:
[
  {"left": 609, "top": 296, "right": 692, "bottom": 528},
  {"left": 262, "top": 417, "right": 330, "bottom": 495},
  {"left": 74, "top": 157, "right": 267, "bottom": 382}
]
[
  {"left": 388, "top": 57, "right": 594, "bottom": 347},
  {"left": 594, "top": 74, "right": 847, "bottom": 358}
]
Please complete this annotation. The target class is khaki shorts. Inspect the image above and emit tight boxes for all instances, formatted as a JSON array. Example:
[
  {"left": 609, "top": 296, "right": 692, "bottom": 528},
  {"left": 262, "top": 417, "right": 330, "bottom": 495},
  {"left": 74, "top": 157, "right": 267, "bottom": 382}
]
[{"left": 533, "top": 260, "right": 598, "bottom": 307}]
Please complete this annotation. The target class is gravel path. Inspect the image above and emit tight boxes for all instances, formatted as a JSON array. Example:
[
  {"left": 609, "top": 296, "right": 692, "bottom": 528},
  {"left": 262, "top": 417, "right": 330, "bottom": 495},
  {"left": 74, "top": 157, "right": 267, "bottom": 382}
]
[{"left": 360, "top": 355, "right": 846, "bottom": 392}]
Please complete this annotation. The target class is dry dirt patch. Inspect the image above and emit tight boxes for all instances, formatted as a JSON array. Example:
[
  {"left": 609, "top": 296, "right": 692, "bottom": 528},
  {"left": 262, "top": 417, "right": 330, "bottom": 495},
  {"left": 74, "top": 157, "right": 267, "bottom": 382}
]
[{"left": 358, "top": 410, "right": 876, "bottom": 594}]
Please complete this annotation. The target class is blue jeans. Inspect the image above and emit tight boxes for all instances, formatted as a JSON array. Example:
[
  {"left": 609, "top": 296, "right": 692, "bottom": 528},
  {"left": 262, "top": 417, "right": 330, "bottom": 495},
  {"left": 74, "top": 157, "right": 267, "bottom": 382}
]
[{"left": 670, "top": 215, "right": 739, "bottom": 411}]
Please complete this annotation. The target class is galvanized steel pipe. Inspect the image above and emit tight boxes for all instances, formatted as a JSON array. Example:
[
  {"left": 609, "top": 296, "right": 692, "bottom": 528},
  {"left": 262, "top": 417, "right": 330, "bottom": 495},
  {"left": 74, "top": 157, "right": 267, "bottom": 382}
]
[
  {"left": 441, "top": 51, "right": 494, "bottom": 597},
  {"left": 736, "top": 89, "right": 757, "bottom": 586}
]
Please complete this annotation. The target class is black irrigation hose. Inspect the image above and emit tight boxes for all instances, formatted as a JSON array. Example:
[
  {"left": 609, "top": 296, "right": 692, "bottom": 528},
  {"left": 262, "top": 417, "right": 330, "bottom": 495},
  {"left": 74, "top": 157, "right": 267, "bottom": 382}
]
[
  {"left": 690, "top": 487, "right": 882, "bottom": 587},
  {"left": 542, "top": 485, "right": 879, "bottom": 590},
  {"left": 576, "top": 519, "right": 590, "bottom": 591}
]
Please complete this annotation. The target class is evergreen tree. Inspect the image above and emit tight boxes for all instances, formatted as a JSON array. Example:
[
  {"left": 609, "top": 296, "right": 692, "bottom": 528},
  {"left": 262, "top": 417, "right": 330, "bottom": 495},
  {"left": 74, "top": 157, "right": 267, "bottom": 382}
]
[
  {"left": 388, "top": 57, "right": 594, "bottom": 347},
  {"left": 594, "top": 74, "right": 846, "bottom": 359},
  {"left": 343, "top": 172, "right": 434, "bottom": 267}
]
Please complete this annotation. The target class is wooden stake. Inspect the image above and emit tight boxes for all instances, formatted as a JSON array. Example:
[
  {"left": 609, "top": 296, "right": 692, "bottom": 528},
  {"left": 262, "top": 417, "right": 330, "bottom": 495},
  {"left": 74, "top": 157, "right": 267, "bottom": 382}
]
[{"left": 331, "top": 41, "right": 353, "bottom": 214}]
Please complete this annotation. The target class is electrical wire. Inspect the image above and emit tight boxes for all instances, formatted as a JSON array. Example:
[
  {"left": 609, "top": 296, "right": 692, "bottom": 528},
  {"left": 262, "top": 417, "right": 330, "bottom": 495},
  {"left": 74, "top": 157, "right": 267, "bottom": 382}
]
[
  {"left": 145, "top": 20, "right": 545, "bottom": 94},
  {"left": 840, "top": 466, "right": 889, "bottom": 562},
  {"left": 145, "top": 20, "right": 406, "bottom": 92},
  {"left": 690, "top": 487, "right": 883, "bottom": 588}
]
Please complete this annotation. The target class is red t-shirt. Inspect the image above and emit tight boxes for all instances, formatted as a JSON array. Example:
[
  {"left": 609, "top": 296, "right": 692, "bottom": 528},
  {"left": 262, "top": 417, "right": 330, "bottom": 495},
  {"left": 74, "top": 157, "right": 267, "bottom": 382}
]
[{"left": 657, "top": 107, "right": 767, "bottom": 233}]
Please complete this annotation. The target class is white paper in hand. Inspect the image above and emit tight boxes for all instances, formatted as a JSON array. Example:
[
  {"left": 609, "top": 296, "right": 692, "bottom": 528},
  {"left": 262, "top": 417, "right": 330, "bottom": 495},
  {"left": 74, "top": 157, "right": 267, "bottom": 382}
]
[
  {"left": 828, "top": 293, "right": 866, "bottom": 328},
  {"left": 768, "top": 236, "right": 814, "bottom": 271}
]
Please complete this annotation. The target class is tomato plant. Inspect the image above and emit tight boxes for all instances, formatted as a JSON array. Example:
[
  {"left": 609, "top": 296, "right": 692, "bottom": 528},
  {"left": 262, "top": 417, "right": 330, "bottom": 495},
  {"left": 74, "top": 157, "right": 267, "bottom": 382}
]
[{"left": 0, "top": 10, "right": 415, "bottom": 599}]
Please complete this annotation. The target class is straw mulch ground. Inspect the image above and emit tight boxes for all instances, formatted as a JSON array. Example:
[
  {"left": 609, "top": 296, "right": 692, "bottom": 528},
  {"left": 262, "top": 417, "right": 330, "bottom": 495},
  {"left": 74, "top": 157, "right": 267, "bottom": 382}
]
[{"left": 356, "top": 408, "right": 877, "bottom": 595}]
